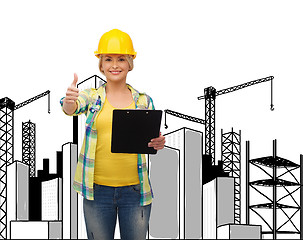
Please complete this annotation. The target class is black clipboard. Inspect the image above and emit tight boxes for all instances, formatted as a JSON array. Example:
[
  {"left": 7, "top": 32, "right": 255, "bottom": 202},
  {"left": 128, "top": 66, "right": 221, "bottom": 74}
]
[{"left": 111, "top": 109, "right": 162, "bottom": 154}]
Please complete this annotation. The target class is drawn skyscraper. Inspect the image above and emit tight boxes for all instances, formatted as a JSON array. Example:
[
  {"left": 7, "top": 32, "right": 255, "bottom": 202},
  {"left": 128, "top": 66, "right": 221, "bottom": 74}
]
[
  {"left": 73, "top": 75, "right": 106, "bottom": 238},
  {"left": 7, "top": 161, "right": 29, "bottom": 239},
  {"left": 203, "top": 176, "right": 235, "bottom": 239},
  {"left": 62, "top": 142, "right": 77, "bottom": 239},
  {"left": 156, "top": 127, "right": 203, "bottom": 239}
]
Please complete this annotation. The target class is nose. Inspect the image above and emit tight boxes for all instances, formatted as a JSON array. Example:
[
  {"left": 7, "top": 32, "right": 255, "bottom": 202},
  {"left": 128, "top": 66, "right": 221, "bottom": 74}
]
[{"left": 112, "top": 59, "right": 118, "bottom": 68}]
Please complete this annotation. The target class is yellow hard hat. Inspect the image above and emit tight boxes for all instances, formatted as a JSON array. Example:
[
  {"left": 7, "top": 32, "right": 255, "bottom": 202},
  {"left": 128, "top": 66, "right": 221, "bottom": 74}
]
[{"left": 94, "top": 29, "right": 137, "bottom": 59}]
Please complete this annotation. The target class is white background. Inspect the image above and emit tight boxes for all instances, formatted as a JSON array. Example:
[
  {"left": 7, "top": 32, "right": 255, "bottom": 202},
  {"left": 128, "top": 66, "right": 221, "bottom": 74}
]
[
  {"left": 1, "top": 0, "right": 302, "bottom": 170},
  {"left": 0, "top": 0, "right": 302, "bottom": 237}
]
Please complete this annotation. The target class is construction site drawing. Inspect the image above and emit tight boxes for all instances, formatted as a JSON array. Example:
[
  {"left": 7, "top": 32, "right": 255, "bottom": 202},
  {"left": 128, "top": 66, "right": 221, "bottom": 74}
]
[
  {"left": 0, "top": 73, "right": 302, "bottom": 239},
  {"left": 1, "top": 2, "right": 303, "bottom": 239}
]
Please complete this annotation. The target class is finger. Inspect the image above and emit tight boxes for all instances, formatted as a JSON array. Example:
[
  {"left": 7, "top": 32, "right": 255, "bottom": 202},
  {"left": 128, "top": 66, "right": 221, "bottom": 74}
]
[
  {"left": 64, "top": 99, "right": 77, "bottom": 104},
  {"left": 67, "top": 86, "right": 79, "bottom": 94},
  {"left": 149, "top": 139, "right": 165, "bottom": 147},
  {"left": 153, "top": 144, "right": 165, "bottom": 150},
  {"left": 71, "top": 73, "right": 78, "bottom": 87},
  {"left": 151, "top": 136, "right": 165, "bottom": 142},
  {"left": 66, "top": 94, "right": 79, "bottom": 101}
]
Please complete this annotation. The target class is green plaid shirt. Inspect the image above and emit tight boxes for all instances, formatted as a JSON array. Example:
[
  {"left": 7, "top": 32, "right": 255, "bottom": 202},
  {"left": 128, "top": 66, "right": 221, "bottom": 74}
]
[{"left": 60, "top": 83, "right": 154, "bottom": 206}]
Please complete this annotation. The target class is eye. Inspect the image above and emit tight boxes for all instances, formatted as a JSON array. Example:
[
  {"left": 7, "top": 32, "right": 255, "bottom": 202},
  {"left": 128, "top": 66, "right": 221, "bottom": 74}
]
[
  {"left": 118, "top": 58, "right": 126, "bottom": 61},
  {"left": 105, "top": 58, "right": 112, "bottom": 61}
]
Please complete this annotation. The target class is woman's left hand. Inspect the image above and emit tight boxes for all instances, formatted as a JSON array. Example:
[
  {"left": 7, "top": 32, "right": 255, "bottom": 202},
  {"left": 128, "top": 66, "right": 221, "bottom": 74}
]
[{"left": 148, "top": 132, "right": 166, "bottom": 150}]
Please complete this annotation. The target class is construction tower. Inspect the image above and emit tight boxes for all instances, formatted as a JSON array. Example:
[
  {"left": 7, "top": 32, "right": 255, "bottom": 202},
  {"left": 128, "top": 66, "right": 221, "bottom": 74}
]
[
  {"left": 22, "top": 120, "right": 36, "bottom": 177},
  {"left": 246, "top": 139, "right": 301, "bottom": 239},
  {"left": 221, "top": 128, "right": 241, "bottom": 224},
  {"left": 0, "top": 90, "right": 49, "bottom": 239},
  {"left": 0, "top": 97, "right": 15, "bottom": 239}
]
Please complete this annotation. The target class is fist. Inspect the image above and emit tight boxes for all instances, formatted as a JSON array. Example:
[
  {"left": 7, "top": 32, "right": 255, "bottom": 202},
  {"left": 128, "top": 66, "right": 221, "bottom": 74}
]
[{"left": 65, "top": 73, "right": 79, "bottom": 104}]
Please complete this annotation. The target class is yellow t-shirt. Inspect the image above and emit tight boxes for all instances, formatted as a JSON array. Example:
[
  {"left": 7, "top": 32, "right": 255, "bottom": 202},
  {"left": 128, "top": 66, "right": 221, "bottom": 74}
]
[{"left": 94, "top": 97, "right": 139, "bottom": 186}]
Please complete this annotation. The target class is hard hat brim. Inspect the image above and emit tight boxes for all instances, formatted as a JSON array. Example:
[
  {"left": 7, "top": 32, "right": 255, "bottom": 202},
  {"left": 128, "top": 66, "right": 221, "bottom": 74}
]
[{"left": 94, "top": 51, "right": 136, "bottom": 59}]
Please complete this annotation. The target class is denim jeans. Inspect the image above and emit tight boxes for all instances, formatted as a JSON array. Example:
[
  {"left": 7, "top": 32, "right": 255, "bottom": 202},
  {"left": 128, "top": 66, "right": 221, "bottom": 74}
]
[{"left": 83, "top": 184, "right": 151, "bottom": 240}]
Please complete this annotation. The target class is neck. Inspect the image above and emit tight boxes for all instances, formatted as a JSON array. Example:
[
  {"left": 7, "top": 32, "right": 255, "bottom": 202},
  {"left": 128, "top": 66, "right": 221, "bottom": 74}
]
[{"left": 105, "top": 80, "right": 129, "bottom": 94}]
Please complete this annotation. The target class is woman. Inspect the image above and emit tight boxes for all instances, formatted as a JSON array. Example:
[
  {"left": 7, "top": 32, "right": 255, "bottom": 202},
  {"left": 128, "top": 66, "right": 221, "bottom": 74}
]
[{"left": 61, "top": 29, "right": 165, "bottom": 240}]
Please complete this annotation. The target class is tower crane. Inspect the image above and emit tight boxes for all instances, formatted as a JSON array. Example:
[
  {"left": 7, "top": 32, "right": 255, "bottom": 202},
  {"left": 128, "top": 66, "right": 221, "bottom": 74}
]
[
  {"left": 0, "top": 90, "right": 50, "bottom": 239},
  {"left": 164, "top": 76, "right": 274, "bottom": 164}
]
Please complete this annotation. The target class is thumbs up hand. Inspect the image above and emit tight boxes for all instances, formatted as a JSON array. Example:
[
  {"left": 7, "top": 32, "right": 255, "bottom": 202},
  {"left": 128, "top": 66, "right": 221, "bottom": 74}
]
[
  {"left": 65, "top": 73, "right": 79, "bottom": 103},
  {"left": 63, "top": 73, "right": 79, "bottom": 115}
]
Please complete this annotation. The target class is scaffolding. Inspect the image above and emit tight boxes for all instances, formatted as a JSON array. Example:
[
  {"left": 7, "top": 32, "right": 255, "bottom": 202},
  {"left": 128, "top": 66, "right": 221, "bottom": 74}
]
[
  {"left": 22, "top": 120, "right": 36, "bottom": 177},
  {"left": 246, "top": 139, "right": 301, "bottom": 239},
  {"left": 0, "top": 97, "right": 15, "bottom": 239},
  {"left": 221, "top": 128, "right": 241, "bottom": 224}
]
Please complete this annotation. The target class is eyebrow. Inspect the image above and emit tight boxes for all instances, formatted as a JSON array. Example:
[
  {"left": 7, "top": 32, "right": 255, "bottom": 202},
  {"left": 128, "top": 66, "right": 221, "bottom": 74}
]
[{"left": 104, "top": 55, "right": 125, "bottom": 58}]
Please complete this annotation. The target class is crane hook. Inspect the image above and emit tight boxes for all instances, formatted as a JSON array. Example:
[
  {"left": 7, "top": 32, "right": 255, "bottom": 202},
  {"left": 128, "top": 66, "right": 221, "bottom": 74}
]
[
  {"left": 270, "top": 104, "right": 274, "bottom": 111},
  {"left": 164, "top": 110, "right": 168, "bottom": 129},
  {"left": 48, "top": 91, "right": 51, "bottom": 114}
]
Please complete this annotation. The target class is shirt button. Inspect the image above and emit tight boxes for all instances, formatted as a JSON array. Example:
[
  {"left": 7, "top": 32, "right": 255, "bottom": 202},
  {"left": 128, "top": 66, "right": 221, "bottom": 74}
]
[{"left": 139, "top": 166, "right": 142, "bottom": 168}]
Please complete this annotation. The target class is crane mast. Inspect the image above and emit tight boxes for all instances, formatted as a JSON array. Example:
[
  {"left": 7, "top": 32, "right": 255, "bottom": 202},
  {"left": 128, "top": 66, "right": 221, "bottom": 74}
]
[{"left": 0, "top": 90, "right": 50, "bottom": 239}]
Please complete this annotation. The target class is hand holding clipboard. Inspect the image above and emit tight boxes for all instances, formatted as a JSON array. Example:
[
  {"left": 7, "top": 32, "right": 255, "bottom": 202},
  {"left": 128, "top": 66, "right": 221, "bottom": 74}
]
[{"left": 111, "top": 109, "right": 163, "bottom": 154}]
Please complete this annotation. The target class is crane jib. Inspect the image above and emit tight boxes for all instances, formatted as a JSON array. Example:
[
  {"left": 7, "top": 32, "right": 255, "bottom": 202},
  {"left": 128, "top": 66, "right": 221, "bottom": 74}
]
[
  {"left": 197, "top": 76, "right": 274, "bottom": 100},
  {"left": 14, "top": 90, "right": 51, "bottom": 113}
]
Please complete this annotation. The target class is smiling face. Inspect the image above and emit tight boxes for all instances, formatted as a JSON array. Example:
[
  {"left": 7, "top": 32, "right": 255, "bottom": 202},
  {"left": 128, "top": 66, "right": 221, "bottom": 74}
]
[{"left": 100, "top": 54, "right": 131, "bottom": 83}]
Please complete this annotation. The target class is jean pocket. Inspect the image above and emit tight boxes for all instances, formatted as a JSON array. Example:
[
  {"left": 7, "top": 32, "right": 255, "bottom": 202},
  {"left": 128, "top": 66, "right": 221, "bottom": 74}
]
[{"left": 131, "top": 184, "right": 141, "bottom": 194}]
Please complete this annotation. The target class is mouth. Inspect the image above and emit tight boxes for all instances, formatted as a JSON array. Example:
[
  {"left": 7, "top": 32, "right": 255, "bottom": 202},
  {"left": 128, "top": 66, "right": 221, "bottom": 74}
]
[{"left": 110, "top": 71, "right": 121, "bottom": 75}]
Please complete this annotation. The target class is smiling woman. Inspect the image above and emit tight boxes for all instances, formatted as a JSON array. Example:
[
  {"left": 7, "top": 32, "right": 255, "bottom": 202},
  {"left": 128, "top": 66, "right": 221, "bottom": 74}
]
[
  {"left": 98, "top": 54, "right": 134, "bottom": 73},
  {"left": 99, "top": 54, "right": 131, "bottom": 87},
  {"left": 61, "top": 28, "right": 165, "bottom": 240}
]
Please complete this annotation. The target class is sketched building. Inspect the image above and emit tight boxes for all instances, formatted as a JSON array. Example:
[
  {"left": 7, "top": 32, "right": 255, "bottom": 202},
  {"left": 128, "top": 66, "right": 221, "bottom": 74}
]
[
  {"left": 62, "top": 142, "right": 78, "bottom": 239},
  {"left": 203, "top": 177, "right": 235, "bottom": 239},
  {"left": 203, "top": 176, "right": 262, "bottom": 239},
  {"left": 73, "top": 75, "right": 106, "bottom": 239},
  {"left": 9, "top": 157, "right": 64, "bottom": 239},
  {"left": 149, "top": 146, "right": 180, "bottom": 239},
  {"left": 159, "top": 127, "right": 203, "bottom": 239},
  {"left": 42, "top": 178, "right": 62, "bottom": 221},
  {"left": 7, "top": 161, "right": 29, "bottom": 239},
  {"left": 9, "top": 141, "right": 78, "bottom": 239}
]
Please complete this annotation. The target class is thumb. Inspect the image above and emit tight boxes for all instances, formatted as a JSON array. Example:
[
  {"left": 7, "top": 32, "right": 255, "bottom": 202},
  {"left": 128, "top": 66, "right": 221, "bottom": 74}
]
[{"left": 71, "top": 73, "right": 78, "bottom": 87}]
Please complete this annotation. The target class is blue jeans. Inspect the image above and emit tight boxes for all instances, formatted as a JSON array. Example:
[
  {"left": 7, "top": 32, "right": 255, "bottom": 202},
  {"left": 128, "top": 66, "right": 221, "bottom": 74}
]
[{"left": 83, "top": 184, "right": 151, "bottom": 240}]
